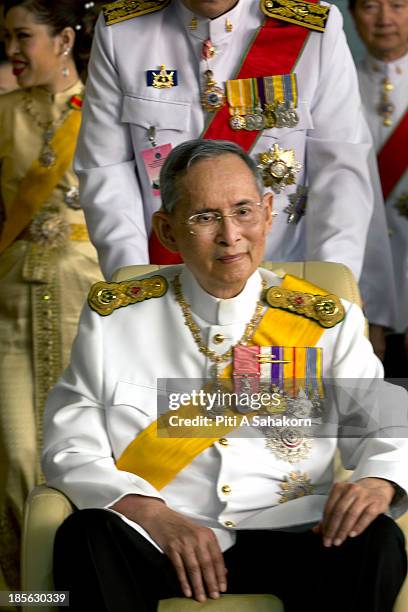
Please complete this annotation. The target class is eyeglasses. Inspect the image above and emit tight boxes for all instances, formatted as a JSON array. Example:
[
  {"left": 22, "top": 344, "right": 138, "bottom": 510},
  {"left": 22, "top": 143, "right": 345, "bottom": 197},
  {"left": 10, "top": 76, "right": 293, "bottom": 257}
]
[{"left": 185, "top": 202, "right": 266, "bottom": 236}]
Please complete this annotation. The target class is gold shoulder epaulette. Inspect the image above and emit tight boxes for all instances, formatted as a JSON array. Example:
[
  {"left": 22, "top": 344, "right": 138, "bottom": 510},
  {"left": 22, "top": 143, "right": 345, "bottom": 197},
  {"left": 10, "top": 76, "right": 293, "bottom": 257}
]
[
  {"left": 88, "top": 275, "right": 167, "bottom": 316},
  {"left": 103, "top": 0, "right": 170, "bottom": 26},
  {"left": 265, "top": 285, "right": 345, "bottom": 328},
  {"left": 260, "top": 0, "right": 330, "bottom": 32}
]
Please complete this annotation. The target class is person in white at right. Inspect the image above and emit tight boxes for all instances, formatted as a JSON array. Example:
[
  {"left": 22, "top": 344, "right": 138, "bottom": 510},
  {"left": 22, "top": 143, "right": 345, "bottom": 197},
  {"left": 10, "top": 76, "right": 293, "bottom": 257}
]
[{"left": 351, "top": 0, "right": 408, "bottom": 375}]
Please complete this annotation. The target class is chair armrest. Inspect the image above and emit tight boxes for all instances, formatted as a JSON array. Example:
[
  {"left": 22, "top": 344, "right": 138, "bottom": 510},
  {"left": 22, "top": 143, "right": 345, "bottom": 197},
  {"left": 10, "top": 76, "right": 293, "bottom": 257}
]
[{"left": 21, "top": 485, "right": 74, "bottom": 599}]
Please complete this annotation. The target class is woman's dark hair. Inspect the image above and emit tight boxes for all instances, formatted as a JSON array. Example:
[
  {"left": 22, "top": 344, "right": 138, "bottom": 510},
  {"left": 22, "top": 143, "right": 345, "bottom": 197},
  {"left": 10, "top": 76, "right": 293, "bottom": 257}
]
[
  {"left": 3, "top": 0, "right": 103, "bottom": 77},
  {"left": 0, "top": 42, "right": 9, "bottom": 64}
]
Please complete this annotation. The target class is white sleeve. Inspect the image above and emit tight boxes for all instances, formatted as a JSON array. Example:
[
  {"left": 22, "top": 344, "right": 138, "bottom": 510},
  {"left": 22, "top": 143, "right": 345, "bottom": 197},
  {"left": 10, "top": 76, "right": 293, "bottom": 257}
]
[
  {"left": 331, "top": 303, "right": 408, "bottom": 517},
  {"left": 41, "top": 304, "right": 163, "bottom": 510},
  {"left": 75, "top": 14, "right": 149, "bottom": 279},
  {"left": 359, "top": 128, "right": 398, "bottom": 328},
  {"left": 305, "top": 6, "right": 373, "bottom": 281}
]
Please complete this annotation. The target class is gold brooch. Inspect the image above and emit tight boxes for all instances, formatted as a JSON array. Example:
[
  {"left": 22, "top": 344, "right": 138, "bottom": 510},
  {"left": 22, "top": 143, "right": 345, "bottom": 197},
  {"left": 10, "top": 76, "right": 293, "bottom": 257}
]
[
  {"left": 29, "top": 211, "right": 71, "bottom": 248},
  {"left": 257, "top": 144, "right": 302, "bottom": 193},
  {"left": 88, "top": 275, "right": 168, "bottom": 316},
  {"left": 265, "top": 286, "right": 345, "bottom": 328},
  {"left": 278, "top": 470, "right": 314, "bottom": 503},
  {"left": 201, "top": 70, "right": 225, "bottom": 111}
]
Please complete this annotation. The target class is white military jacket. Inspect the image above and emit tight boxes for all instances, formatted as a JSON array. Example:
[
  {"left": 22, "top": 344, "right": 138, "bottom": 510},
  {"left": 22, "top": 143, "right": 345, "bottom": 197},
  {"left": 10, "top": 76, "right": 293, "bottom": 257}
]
[
  {"left": 76, "top": 0, "right": 380, "bottom": 286},
  {"left": 42, "top": 266, "right": 408, "bottom": 552},
  {"left": 358, "top": 52, "right": 408, "bottom": 333}
]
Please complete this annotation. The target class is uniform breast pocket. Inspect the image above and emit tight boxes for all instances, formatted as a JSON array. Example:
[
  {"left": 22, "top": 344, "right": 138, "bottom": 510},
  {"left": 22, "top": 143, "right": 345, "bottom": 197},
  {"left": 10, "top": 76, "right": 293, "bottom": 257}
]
[
  {"left": 121, "top": 94, "right": 191, "bottom": 144},
  {"left": 113, "top": 380, "right": 158, "bottom": 417},
  {"left": 109, "top": 380, "right": 160, "bottom": 455}
]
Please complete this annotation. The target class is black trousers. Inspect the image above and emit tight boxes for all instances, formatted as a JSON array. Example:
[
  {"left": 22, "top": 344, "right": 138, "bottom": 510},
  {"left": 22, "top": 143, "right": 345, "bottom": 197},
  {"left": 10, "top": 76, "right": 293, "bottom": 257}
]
[
  {"left": 54, "top": 509, "right": 407, "bottom": 612},
  {"left": 384, "top": 334, "right": 408, "bottom": 378}
]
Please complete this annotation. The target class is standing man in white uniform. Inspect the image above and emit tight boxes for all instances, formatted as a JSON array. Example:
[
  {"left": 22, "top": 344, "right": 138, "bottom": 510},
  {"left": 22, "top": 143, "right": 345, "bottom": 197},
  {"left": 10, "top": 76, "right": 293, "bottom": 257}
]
[
  {"left": 75, "top": 0, "right": 396, "bottom": 335},
  {"left": 351, "top": 0, "right": 408, "bottom": 374},
  {"left": 43, "top": 140, "right": 407, "bottom": 611}
]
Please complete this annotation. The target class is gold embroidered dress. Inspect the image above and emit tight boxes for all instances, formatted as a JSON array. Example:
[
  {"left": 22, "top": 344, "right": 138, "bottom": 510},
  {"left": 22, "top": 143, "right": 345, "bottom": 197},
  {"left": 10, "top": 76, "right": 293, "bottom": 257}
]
[{"left": 0, "top": 81, "right": 101, "bottom": 592}]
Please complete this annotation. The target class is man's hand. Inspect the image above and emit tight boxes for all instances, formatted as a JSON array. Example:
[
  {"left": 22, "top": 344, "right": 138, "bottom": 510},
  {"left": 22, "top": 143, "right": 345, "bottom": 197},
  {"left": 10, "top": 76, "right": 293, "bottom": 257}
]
[
  {"left": 369, "top": 324, "right": 386, "bottom": 361},
  {"left": 111, "top": 494, "right": 227, "bottom": 602},
  {"left": 312, "top": 477, "right": 395, "bottom": 547}
]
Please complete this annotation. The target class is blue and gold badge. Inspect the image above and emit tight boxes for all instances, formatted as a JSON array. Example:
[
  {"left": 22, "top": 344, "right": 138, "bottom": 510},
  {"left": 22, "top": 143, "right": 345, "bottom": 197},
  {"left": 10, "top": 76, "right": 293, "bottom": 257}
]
[{"left": 146, "top": 65, "right": 178, "bottom": 88}]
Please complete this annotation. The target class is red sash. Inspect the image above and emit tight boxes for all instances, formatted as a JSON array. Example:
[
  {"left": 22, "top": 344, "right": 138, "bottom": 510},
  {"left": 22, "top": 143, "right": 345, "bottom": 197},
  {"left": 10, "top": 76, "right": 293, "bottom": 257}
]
[
  {"left": 149, "top": 10, "right": 315, "bottom": 263},
  {"left": 377, "top": 108, "right": 408, "bottom": 201}
]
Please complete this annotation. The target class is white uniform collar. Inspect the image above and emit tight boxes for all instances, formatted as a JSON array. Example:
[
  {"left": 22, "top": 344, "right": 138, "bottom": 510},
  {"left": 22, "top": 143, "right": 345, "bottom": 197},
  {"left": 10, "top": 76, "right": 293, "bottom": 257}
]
[
  {"left": 179, "top": 266, "right": 264, "bottom": 325},
  {"left": 175, "top": 0, "right": 246, "bottom": 44},
  {"left": 363, "top": 49, "right": 408, "bottom": 83}
]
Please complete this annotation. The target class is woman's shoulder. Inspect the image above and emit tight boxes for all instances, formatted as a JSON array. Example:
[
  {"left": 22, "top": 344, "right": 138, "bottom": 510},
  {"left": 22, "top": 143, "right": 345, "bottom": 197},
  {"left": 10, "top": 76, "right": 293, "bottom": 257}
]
[{"left": 0, "top": 88, "right": 24, "bottom": 113}]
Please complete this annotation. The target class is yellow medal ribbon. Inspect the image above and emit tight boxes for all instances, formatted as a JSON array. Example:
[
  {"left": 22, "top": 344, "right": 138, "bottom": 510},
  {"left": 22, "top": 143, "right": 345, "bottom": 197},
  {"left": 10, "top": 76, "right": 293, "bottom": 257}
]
[
  {"left": 226, "top": 78, "right": 259, "bottom": 115},
  {"left": 0, "top": 109, "right": 82, "bottom": 254},
  {"left": 289, "top": 73, "right": 298, "bottom": 107},
  {"left": 226, "top": 78, "right": 245, "bottom": 116},
  {"left": 264, "top": 75, "right": 284, "bottom": 107}
]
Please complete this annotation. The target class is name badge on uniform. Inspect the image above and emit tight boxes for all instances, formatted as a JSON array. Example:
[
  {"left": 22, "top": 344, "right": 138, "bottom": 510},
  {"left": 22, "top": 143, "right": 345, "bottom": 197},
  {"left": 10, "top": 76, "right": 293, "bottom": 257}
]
[
  {"left": 146, "top": 65, "right": 178, "bottom": 88},
  {"left": 140, "top": 144, "right": 172, "bottom": 195}
]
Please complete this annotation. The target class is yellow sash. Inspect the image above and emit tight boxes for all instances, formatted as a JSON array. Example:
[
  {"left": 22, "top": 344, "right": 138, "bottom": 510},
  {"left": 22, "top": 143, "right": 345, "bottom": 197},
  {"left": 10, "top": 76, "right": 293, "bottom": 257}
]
[
  {"left": 0, "top": 109, "right": 82, "bottom": 254},
  {"left": 116, "top": 275, "right": 328, "bottom": 490}
]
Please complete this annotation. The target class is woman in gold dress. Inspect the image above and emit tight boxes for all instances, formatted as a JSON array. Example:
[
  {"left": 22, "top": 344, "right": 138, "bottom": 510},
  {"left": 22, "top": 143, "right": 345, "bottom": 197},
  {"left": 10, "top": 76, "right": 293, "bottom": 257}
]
[{"left": 0, "top": 0, "right": 103, "bottom": 591}]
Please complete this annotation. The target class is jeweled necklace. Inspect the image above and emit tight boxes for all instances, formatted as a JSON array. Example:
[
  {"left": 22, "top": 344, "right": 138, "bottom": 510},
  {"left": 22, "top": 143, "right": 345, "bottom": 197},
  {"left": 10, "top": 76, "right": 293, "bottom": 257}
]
[
  {"left": 23, "top": 92, "right": 73, "bottom": 168},
  {"left": 172, "top": 274, "right": 267, "bottom": 367}
]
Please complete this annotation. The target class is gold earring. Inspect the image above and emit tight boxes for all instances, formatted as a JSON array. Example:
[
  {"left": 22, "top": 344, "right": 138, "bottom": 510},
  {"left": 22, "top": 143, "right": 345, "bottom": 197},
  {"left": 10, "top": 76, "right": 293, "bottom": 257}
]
[
  {"left": 189, "top": 16, "right": 198, "bottom": 30},
  {"left": 225, "top": 18, "right": 232, "bottom": 32}
]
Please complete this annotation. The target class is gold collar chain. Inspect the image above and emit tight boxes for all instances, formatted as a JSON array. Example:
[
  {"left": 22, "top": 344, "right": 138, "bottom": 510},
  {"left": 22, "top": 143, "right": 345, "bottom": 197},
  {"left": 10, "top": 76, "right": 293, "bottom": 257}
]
[
  {"left": 172, "top": 274, "right": 267, "bottom": 364},
  {"left": 22, "top": 91, "right": 72, "bottom": 132},
  {"left": 22, "top": 92, "right": 73, "bottom": 167}
]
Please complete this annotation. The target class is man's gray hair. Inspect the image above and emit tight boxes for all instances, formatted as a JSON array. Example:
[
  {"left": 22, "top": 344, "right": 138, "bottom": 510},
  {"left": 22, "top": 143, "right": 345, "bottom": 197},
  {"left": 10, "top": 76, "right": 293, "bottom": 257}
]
[{"left": 159, "top": 139, "right": 264, "bottom": 213}]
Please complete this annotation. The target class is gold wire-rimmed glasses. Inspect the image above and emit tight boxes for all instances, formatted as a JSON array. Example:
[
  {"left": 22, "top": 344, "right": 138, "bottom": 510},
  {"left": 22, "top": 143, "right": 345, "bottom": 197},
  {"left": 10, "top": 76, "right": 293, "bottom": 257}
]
[{"left": 184, "top": 201, "right": 266, "bottom": 236}]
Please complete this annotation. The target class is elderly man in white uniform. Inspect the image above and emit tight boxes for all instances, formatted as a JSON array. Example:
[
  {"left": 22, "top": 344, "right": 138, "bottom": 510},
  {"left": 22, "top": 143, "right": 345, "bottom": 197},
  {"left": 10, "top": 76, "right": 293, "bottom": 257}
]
[
  {"left": 350, "top": 0, "right": 408, "bottom": 375},
  {"left": 74, "top": 0, "right": 396, "bottom": 336},
  {"left": 43, "top": 140, "right": 407, "bottom": 611}
]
